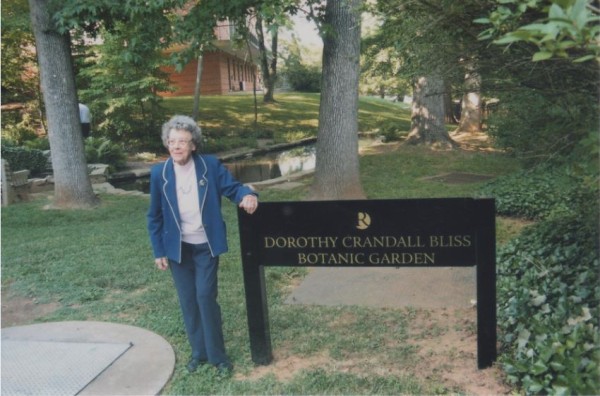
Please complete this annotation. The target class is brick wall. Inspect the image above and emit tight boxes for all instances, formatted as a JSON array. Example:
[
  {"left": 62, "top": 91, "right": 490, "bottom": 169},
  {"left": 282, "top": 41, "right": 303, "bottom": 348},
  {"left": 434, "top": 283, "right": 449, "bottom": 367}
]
[{"left": 160, "top": 50, "right": 259, "bottom": 97}]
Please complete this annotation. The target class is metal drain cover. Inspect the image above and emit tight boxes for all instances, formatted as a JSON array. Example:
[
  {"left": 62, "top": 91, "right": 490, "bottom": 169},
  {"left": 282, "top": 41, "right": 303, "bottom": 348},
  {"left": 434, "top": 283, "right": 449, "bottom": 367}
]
[{"left": 2, "top": 340, "right": 132, "bottom": 396}]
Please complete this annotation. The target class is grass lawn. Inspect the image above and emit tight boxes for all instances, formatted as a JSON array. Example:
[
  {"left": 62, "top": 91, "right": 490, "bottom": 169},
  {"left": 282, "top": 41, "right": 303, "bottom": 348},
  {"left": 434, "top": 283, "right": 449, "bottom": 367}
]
[
  {"left": 161, "top": 93, "right": 411, "bottom": 153},
  {"left": 1, "top": 99, "right": 524, "bottom": 394}
]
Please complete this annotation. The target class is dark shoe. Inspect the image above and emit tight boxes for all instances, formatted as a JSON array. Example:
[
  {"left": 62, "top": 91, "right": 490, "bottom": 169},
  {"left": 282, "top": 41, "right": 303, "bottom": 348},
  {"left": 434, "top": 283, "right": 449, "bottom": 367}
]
[
  {"left": 187, "top": 358, "right": 207, "bottom": 373},
  {"left": 216, "top": 361, "right": 233, "bottom": 375}
]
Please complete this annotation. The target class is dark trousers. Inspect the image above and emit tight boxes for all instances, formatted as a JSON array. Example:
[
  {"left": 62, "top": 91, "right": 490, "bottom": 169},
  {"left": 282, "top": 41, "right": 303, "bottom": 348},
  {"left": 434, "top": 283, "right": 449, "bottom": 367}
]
[
  {"left": 81, "top": 123, "right": 90, "bottom": 138},
  {"left": 169, "top": 242, "right": 229, "bottom": 365}
]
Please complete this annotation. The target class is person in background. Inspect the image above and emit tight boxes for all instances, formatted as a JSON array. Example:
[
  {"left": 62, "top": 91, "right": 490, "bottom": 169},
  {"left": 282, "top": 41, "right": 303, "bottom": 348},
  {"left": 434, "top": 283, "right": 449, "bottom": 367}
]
[
  {"left": 78, "top": 103, "right": 91, "bottom": 138},
  {"left": 147, "top": 115, "right": 258, "bottom": 375}
]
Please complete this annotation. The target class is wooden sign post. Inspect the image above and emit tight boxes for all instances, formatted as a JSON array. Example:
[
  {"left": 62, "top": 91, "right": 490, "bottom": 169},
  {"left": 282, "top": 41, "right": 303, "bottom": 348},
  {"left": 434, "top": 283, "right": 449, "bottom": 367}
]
[{"left": 238, "top": 198, "right": 496, "bottom": 369}]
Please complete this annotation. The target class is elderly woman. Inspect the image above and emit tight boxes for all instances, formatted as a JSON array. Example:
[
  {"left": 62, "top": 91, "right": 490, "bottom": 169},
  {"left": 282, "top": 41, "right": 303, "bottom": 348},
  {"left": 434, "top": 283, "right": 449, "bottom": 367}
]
[{"left": 147, "top": 115, "right": 258, "bottom": 374}]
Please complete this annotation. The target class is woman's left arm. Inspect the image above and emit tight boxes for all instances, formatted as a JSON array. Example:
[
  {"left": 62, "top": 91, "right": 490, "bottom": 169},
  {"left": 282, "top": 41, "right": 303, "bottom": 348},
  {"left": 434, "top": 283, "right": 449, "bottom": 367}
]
[{"left": 215, "top": 158, "right": 258, "bottom": 212}]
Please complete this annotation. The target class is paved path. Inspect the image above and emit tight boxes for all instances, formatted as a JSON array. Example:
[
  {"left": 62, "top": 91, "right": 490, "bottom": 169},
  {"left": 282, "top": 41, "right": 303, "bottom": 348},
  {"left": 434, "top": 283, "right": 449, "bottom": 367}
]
[{"left": 286, "top": 267, "right": 477, "bottom": 309}]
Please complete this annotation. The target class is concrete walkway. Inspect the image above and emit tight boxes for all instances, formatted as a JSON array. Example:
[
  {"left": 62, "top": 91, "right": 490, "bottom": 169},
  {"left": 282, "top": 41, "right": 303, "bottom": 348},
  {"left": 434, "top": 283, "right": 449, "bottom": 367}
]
[
  {"left": 1, "top": 321, "right": 174, "bottom": 395},
  {"left": 286, "top": 266, "right": 477, "bottom": 309}
]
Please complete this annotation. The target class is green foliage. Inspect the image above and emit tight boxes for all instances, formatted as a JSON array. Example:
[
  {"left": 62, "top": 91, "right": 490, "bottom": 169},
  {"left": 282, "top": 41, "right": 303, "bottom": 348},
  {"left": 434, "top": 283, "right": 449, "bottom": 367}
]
[
  {"left": 481, "top": 161, "right": 600, "bottom": 394},
  {"left": 476, "top": 2, "right": 598, "bottom": 171},
  {"left": 284, "top": 63, "right": 322, "bottom": 92},
  {"left": 1, "top": 0, "right": 37, "bottom": 103},
  {"left": 78, "top": 23, "right": 171, "bottom": 152},
  {"left": 487, "top": 87, "right": 597, "bottom": 165},
  {"left": 455, "top": 2, "right": 599, "bottom": 382},
  {"left": 478, "top": 166, "right": 578, "bottom": 219},
  {"left": 278, "top": 32, "right": 322, "bottom": 93},
  {"left": 1, "top": 107, "right": 42, "bottom": 146},
  {"left": 496, "top": 213, "right": 599, "bottom": 394},
  {"left": 477, "top": 0, "right": 600, "bottom": 63},
  {"left": 24, "top": 137, "right": 51, "bottom": 151},
  {"left": 1, "top": 124, "right": 38, "bottom": 146},
  {"left": 0, "top": 145, "right": 48, "bottom": 175},
  {"left": 379, "top": 121, "right": 407, "bottom": 142},
  {"left": 360, "top": 36, "right": 411, "bottom": 98},
  {"left": 84, "top": 137, "right": 127, "bottom": 171},
  {"left": 366, "top": 0, "right": 490, "bottom": 83}
]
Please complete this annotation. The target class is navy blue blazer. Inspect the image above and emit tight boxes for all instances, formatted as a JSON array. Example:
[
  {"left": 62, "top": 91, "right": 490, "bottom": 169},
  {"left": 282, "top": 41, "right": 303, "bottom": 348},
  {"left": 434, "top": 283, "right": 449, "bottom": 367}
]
[{"left": 147, "top": 154, "right": 255, "bottom": 262}]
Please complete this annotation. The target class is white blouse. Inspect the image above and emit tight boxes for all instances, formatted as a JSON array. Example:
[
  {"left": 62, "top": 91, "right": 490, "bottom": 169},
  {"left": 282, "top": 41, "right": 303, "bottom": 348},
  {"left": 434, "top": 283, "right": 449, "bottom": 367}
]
[{"left": 174, "top": 160, "right": 208, "bottom": 244}]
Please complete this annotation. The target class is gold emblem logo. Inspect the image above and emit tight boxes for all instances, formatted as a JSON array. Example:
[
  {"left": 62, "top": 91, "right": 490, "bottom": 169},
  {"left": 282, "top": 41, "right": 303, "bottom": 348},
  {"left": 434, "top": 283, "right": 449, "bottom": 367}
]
[{"left": 356, "top": 212, "right": 371, "bottom": 230}]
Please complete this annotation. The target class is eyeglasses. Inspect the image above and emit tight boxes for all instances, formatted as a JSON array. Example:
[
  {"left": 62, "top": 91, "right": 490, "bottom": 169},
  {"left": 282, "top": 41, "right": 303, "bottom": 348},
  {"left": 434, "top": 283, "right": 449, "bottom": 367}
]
[{"left": 167, "top": 139, "right": 192, "bottom": 147}]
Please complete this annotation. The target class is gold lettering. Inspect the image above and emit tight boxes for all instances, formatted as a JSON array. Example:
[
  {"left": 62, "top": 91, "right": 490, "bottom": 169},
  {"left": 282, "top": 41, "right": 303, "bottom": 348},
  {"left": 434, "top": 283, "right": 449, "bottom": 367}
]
[
  {"left": 340, "top": 235, "right": 428, "bottom": 248},
  {"left": 298, "top": 252, "right": 307, "bottom": 264},
  {"left": 430, "top": 235, "right": 472, "bottom": 248},
  {"left": 369, "top": 252, "right": 435, "bottom": 265},
  {"left": 264, "top": 237, "right": 275, "bottom": 248},
  {"left": 297, "top": 252, "right": 367, "bottom": 265},
  {"left": 372, "top": 236, "right": 385, "bottom": 248},
  {"left": 462, "top": 235, "right": 472, "bottom": 247},
  {"left": 265, "top": 236, "right": 340, "bottom": 249},
  {"left": 416, "top": 252, "right": 435, "bottom": 264}
]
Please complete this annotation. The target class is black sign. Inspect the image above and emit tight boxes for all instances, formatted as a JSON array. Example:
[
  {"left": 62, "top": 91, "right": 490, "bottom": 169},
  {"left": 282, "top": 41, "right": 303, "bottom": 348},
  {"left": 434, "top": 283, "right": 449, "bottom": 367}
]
[{"left": 238, "top": 198, "right": 496, "bottom": 369}]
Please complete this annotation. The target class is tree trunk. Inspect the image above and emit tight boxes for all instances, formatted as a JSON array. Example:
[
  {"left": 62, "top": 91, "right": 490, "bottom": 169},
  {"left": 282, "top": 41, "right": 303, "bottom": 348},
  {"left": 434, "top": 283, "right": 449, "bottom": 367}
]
[
  {"left": 310, "top": 0, "right": 365, "bottom": 200},
  {"left": 405, "top": 74, "right": 457, "bottom": 149},
  {"left": 443, "top": 80, "right": 455, "bottom": 123},
  {"left": 29, "top": 0, "right": 99, "bottom": 208},
  {"left": 456, "top": 64, "right": 482, "bottom": 133},
  {"left": 256, "top": 14, "right": 278, "bottom": 103},
  {"left": 192, "top": 52, "right": 204, "bottom": 121}
]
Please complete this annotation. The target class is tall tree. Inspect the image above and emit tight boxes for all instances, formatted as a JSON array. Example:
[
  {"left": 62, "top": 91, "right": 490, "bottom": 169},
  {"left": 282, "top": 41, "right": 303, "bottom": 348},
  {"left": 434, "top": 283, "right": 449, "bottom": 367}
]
[
  {"left": 455, "top": 57, "right": 482, "bottom": 133},
  {"left": 255, "top": 13, "right": 279, "bottom": 103},
  {"left": 406, "top": 74, "right": 456, "bottom": 148},
  {"left": 28, "top": 0, "right": 99, "bottom": 208},
  {"left": 310, "top": 0, "right": 365, "bottom": 199},
  {"left": 248, "top": 0, "right": 297, "bottom": 104},
  {"left": 192, "top": 51, "right": 204, "bottom": 121}
]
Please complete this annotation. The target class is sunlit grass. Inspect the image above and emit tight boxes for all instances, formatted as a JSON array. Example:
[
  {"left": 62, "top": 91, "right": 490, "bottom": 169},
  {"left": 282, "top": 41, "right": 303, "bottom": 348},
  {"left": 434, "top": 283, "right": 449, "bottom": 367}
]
[
  {"left": 360, "top": 145, "right": 520, "bottom": 199},
  {"left": 161, "top": 93, "right": 411, "bottom": 153},
  {"left": 162, "top": 92, "right": 410, "bottom": 135}
]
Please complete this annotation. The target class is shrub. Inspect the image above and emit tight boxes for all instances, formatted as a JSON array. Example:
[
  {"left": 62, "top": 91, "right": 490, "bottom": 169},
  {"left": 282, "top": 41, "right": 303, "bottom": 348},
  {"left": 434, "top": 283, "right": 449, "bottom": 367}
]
[
  {"left": 497, "top": 212, "right": 599, "bottom": 394},
  {"left": 0, "top": 145, "right": 48, "bottom": 175},
  {"left": 483, "top": 166, "right": 600, "bottom": 394},
  {"left": 1, "top": 108, "right": 41, "bottom": 145},
  {"left": 483, "top": 51, "right": 598, "bottom": 168},
  {"left": 285, "top": 63, "right": 321, "bottom": 93},
  {"left": 478, "top": 166, "right": 577, "bottom": 220},
  {"left": 79, "top": 22, "right": 170, "bottom": 153},
  {"left": 84, "top": 137, "right": 127, "bottom": 171},
  {"left": 1, "top": 124, "right": 38, "bottom": 146},
  {"left": 379, "top": 121, "right": 406, "bottom": 142},
  {"left": 24, "top": 137, "right": 51, "bottom": 151}
]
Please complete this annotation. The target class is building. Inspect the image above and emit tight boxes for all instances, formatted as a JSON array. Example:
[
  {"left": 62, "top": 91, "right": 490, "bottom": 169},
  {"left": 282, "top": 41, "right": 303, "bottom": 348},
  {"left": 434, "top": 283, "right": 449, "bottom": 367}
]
[{"left": 160, "top": 21, "right": 262, "bottom": 97}]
